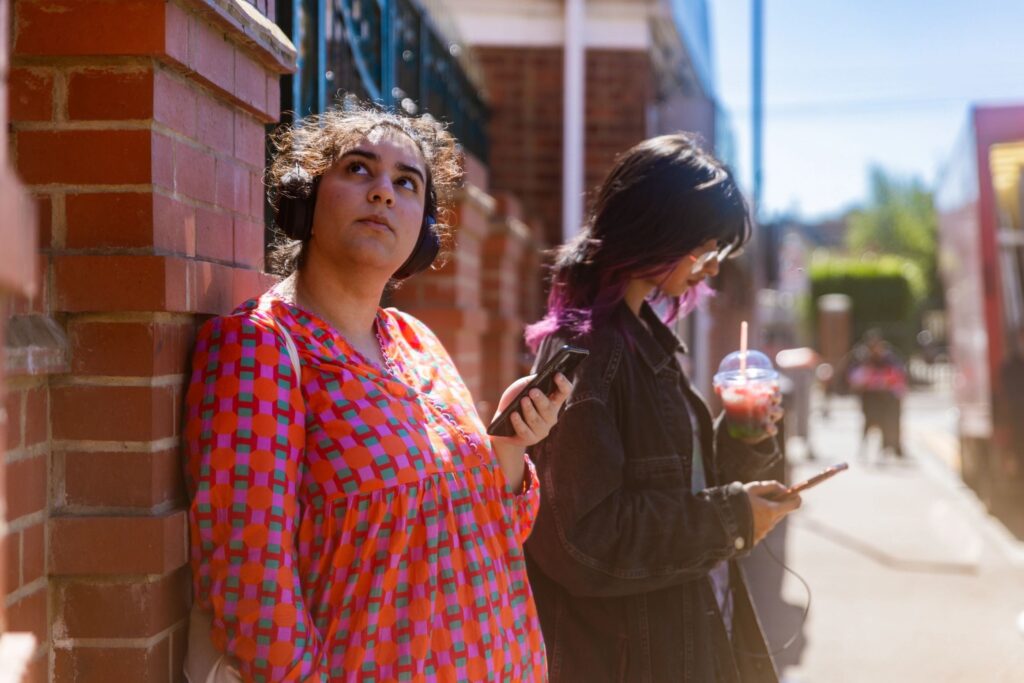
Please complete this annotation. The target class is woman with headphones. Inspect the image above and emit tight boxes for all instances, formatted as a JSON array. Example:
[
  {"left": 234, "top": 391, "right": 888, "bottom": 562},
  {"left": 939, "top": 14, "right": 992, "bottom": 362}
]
[{"left": 183, "top": 102, "right": 571, "bottom": 682}]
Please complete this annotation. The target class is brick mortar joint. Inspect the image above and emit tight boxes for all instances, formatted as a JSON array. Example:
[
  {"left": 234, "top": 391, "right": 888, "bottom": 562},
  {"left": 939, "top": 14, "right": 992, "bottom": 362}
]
[
  {"left": 50, "top": 375, "right": 186, "bottom": 388},
  {"left": 53, "top": 70, "right": 68, "bottom": 123},
  {"left": 52, "top": 622, "right": 183, "bottom": 650},
  {"left": 5, "top": 374, "right": 51, "bottom": 391},
  {"left": 50, "top": 507, "right": 186, "bottom": 522},
  {"left": 50, "top": 566, "right": 188, "bottom": 586},
  {"left": 6, "top": 510, "right": 47, "bottom": 535},
  {"left": 3, "top": 443, "right": 51, "bottom": 465},
  {"left": 51, "top": 436, "right": 181, "bottom": 453},
  {"left": 26, "top": 183, "right": 153, "bottom": 194},
  {"left": 13, "top": 120, "right": 153, "bottom": 132},
  {"left": 65, "top": 311, "right": 197, "bottom": 325},
  {"left": 11, "top": 55, "right": 155, "bottom": 70},
  {"left": 63, "top": 64, "right": 152, "bottom": 77},
  {"left": 2, "top": 577, "right": 48, "bottom": 608},
  {"left": 53, "top": 500, "right": 185, "bottom": 518}
]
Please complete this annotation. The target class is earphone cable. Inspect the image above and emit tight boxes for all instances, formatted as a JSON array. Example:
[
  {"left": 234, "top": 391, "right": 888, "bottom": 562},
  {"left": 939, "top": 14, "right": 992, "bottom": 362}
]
[{"left": 735, "top": 537, "right": 812, "bottom": 658}]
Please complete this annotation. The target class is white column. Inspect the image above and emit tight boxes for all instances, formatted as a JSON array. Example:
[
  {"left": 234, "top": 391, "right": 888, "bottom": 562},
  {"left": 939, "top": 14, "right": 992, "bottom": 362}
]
[{"left": 562, "top": 0, "right": 586, "bottom": 242}]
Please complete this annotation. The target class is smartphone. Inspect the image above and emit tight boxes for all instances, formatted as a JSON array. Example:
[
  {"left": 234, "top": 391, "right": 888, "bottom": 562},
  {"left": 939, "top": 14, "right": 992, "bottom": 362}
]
[
  {"left": 772, "top": 462, "right": 849, "bottom": 500},
  {"left": 487, "top": 345, "right": 588, "bottom": 437}
]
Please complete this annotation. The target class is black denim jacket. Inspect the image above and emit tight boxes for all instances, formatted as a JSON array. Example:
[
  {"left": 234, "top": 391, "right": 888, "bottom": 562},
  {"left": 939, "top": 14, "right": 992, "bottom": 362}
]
[{"left": 525, "top": 303, "right": 781, "bottom": 683}]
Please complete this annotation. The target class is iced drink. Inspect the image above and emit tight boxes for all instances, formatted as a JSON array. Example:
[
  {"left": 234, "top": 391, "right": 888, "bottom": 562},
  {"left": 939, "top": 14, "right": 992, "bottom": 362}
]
[{"left": 713, "top": 350, "right": 778, "bottom": 441}]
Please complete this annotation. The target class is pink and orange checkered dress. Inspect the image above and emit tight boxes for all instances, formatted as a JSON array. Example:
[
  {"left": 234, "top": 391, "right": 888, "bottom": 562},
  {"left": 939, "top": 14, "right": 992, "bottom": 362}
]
[{"left": 184, "top": 289, "right": 544, "bottom": 682}]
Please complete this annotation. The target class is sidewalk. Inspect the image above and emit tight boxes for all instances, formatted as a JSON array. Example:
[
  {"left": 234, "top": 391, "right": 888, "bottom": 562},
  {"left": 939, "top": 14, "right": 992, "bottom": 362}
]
[{"left": 743, "top": 387, "right": 1024, "bottom": 683}]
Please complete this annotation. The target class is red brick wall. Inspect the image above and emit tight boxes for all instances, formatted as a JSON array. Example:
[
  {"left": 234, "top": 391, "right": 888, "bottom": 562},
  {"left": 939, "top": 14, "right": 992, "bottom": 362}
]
[
  {"left": 475, "top": 47, "right": 563, "bottom": 247},
  {"left": 583, "top": 50, "right": 653, "bottom": 210},
  {"left": 3, "top": 375, "right": 50, "bottom": 683},
  {"left": 5, "top": 0, "right": 293, "bottom": 680},
  {"left": 476, "top": 47, "right": 653, "bottom": 248},
  {"left": 480, "top": 193, "right": 529, "bottom": 412},
  {"left": 0, "top": 0, "right": 44, "bottom": 675}
]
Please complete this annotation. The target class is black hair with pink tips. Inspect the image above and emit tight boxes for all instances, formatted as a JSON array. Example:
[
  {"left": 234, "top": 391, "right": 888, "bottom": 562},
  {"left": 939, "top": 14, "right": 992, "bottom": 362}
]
[{"left": 525, "top": 132, "right": 751, "bottom": 350}]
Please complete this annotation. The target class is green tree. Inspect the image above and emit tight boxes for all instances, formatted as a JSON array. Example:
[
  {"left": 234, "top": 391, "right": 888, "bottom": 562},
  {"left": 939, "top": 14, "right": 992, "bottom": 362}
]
[{"left": 845, "top": 167, "right": 941, "bottom": 306}]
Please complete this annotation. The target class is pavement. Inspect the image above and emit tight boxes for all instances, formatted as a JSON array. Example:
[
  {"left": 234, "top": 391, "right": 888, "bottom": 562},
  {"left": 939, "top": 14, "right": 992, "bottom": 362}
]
[{"left": 742, "top": 385, "right": 1024, "bottom": 683}]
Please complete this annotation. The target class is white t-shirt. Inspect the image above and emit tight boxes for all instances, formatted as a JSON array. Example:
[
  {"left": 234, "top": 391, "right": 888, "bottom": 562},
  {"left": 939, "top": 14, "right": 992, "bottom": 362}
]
[{"left": 687, "top": 397, "right": 734, "bottom": 637}]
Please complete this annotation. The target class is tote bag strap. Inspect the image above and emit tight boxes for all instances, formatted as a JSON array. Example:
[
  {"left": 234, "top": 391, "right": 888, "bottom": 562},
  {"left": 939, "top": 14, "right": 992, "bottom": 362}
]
[
  {"left": 250, "top": 305, "right": 302, "bottom": 381},
  {"left": 276, "top": 318, "right": 302, "bottom": 380}
]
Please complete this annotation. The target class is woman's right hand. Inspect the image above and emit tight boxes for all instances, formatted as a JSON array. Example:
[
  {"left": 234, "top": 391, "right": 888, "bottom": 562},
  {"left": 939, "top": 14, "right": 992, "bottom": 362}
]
[
  {"left": 743, "top": 481, "right": 801, "bottom": 546},
  {"left": 489, "top": 373, "right": 574, "bottom": 491}
]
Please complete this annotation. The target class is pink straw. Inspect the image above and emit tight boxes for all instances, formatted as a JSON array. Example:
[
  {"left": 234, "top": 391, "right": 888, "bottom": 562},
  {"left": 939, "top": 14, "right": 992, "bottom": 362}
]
[{"left": 740, "top": 321, "right": 748, "bottom": 378}]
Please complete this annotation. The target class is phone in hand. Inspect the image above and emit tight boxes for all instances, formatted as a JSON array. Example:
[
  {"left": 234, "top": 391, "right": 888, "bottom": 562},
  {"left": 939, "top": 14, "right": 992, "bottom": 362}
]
[
  {"left": 771, "top": 462, "right": 849, "bottom": 500},
  {"left": 487, "top": 345, "right": 588, "bottom": 437}
]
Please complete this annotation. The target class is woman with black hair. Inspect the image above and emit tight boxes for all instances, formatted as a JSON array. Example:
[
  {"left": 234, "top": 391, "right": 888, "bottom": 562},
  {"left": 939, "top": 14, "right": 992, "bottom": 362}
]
[{"left": 524, "top": 133, "right": 799, "bottom": 682}]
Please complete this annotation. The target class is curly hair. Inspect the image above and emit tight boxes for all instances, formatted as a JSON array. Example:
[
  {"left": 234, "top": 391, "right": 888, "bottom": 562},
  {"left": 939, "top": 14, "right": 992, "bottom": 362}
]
[{"left": 266, "top": 99, "right": 464, "bottom": 276}]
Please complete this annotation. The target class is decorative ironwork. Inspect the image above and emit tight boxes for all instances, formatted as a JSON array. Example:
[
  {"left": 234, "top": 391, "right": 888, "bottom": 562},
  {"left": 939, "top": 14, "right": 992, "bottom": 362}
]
[
  {"left": 338, "top": 0, "right": 384, "bottom": 100},
  {"left": 393, "top": 0, "right": 422, "bottom": 111},
  {"left": 279, "top": 0, "right": 488, "bottom": 160}
]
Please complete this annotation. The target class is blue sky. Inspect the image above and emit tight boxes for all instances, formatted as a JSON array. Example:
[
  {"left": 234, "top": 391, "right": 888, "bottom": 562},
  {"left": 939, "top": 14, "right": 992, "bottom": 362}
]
[{"left": 709, "top": 0, "right": 1024, "bottom": 220}]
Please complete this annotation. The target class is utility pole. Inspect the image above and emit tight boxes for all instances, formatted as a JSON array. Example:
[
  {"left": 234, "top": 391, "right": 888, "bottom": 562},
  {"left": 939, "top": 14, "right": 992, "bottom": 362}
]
[
  {"left": 752, "top": 0, "right": 763, "bottom": 218},
  {"left": 563, "top": 0, "right": 585, "bottom": 241}
]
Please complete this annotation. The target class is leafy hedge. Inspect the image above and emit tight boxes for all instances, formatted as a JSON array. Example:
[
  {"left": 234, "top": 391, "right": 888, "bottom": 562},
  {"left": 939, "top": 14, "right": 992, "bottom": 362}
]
[{"left": 809, "top": 252, "right": 924, "bottom": 354}]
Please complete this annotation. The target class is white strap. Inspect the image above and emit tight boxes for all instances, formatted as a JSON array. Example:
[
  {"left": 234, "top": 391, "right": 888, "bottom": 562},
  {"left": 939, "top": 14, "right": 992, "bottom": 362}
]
[
  {"left": 275, "top": 318, "right": 302, "bottom": 380},
  {"left": 233, "top": 308, "right": 302, "bottom": 380}
]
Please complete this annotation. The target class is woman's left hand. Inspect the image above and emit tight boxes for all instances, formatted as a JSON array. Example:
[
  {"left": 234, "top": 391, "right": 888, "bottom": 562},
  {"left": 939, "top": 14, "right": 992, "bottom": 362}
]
[
  {"left": 739, "top": 387, "right": 785, "bottom": 445},
  {"left": 489, "top": 373, "right": 573, "bottom": 489}
]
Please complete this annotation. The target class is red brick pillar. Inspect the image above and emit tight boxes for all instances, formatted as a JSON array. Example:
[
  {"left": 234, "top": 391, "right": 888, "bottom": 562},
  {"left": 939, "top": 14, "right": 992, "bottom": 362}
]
[
  {"left": 479, "top": 194, "right": 529, "bottom": 412},
  {"left": 0, "top": 0, "right": 43, "bottom": 678},
  {"left": 519, "top": 220, "right": 548, "bottom": 357},
  {"left": 6, "top": 1, "right": 294, "bottom": 680},
  {"left": 391, "top": 154, "right": 491, "bottom": 403}
]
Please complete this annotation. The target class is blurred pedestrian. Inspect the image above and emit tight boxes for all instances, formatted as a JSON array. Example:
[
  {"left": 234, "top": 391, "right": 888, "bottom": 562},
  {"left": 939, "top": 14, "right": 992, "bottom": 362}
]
[
  {"left": 523, "top": 133, "right": 799, "bottom": 683},
  {"left": 848, "top": 329, "right": 907, "bottom": 459},
  {"left": 182, "top": 101, "right": 571, "bottom": 682}
]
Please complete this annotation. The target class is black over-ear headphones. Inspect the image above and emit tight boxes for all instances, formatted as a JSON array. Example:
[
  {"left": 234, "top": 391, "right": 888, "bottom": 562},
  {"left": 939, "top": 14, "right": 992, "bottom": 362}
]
[{"left": 273, "top": 165, "right": 441, "bottom": 280}]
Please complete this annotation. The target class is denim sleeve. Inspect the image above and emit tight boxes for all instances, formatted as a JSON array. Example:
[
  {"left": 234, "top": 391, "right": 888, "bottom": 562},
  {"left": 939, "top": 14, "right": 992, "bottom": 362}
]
[{"left": 526, "top": 397, "right": 754, "bottom": 598}]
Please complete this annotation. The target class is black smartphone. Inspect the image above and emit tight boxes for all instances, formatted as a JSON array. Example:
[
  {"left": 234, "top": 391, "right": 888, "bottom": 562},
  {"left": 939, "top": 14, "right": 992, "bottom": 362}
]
[
  {"left": 487, "top": 345, "right": 588, "bottom": 437},
  {"left": 772, "top": 462, "right": 849, "bottom": 500}
]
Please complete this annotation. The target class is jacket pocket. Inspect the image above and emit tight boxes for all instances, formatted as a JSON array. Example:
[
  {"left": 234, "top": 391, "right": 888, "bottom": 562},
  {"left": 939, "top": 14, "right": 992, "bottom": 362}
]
[{"left": 624, "top": 455, "right": 686, "bottom": 490}]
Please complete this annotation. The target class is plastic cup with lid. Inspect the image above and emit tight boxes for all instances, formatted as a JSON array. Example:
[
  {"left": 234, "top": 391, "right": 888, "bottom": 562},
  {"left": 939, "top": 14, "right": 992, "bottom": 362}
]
[{"left": 713, "top": 350, "right": 779, "bottom": 441}]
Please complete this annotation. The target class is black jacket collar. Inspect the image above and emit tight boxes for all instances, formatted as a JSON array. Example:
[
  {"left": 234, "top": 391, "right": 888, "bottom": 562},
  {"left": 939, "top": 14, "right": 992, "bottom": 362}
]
[{"left": 618, "top": 301, "right": 687, "bottom": 374}]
